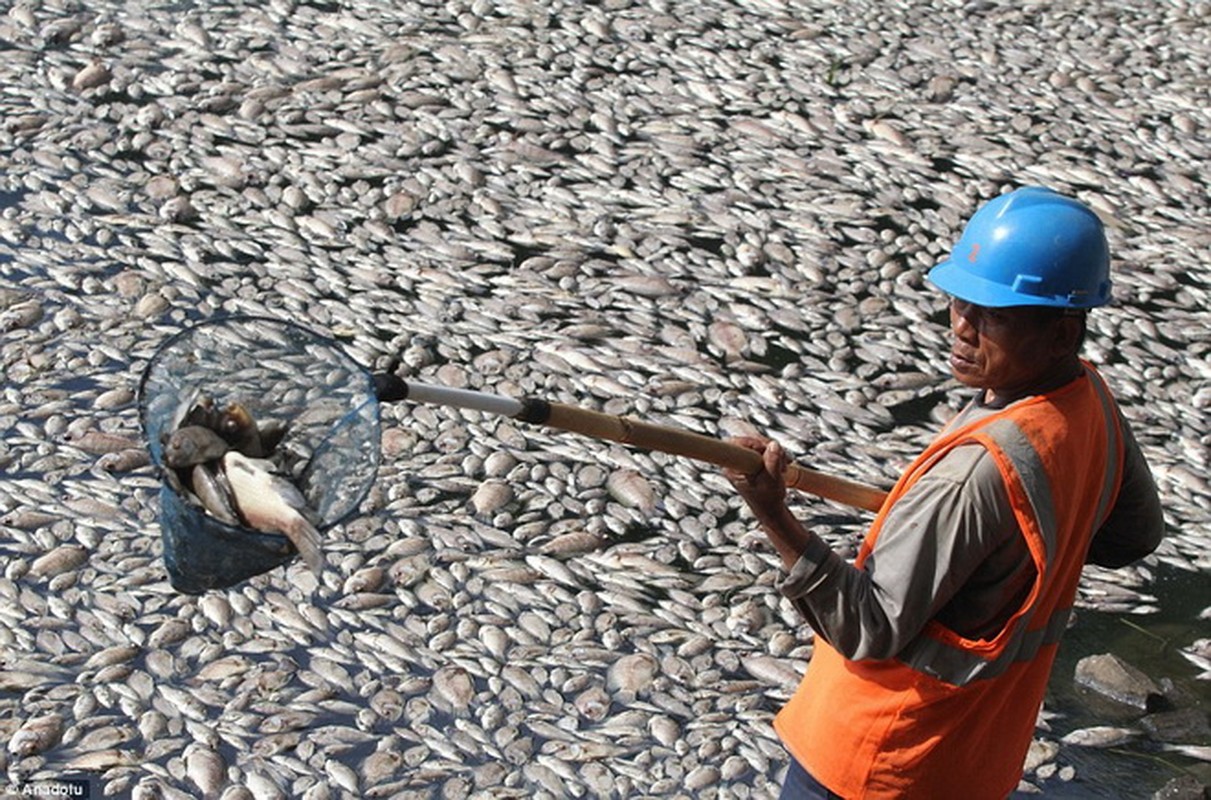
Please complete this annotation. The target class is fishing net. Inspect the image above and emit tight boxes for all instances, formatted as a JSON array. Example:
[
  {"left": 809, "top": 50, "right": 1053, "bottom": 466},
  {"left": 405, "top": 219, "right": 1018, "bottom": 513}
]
[{"left": 138, "top": 316, "right": 380, "bottom": 594}]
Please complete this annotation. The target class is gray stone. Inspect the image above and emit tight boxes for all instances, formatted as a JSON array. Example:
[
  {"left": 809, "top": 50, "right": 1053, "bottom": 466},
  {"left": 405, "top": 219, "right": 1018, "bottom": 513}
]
[
  {"left": 1141, "top": 708, "right": 1211, "bottom": 746},
  {"left": 1151, "top": 774, "right": 1210, "bottom": 800},
  {"left": 1074, "top": 653, "right": 1165, "bottom": 712}
]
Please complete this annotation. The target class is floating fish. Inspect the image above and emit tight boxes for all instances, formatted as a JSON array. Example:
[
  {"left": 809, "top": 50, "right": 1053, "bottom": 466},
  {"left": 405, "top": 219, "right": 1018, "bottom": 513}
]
[
  {"left": 62, "top": 429, "right": 143, "bottom": 455},
  {"left": 8, "top": 713, "right": 65, "bottom": 757},
  {"left": 1060, "top": 726, "right": 1137, "bottom": 748},
  {"left": 1163, "top": 744, "right": 1211, "bottom": 763}
]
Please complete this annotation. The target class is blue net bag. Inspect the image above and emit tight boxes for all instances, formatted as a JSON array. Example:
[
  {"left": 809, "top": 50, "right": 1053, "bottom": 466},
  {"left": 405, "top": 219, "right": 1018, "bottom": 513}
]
[{"left": 138, "top": 316, "right": 381, "bottom": 593}]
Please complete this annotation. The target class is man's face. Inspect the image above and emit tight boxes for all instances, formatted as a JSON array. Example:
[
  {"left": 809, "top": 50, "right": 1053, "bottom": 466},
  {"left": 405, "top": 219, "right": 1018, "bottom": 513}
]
[{"left": 947, "top": 299, "right": 1072, "bottom": 402}]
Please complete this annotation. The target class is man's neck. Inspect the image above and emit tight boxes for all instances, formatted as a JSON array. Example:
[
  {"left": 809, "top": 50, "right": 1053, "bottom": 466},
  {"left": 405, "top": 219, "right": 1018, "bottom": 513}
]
[{"left": 981, "top": 358, "right": 1084, "bottom": 408}]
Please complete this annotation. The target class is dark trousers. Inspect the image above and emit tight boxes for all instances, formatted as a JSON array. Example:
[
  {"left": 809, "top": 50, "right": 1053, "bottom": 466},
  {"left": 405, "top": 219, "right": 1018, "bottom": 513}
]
[{"left": 780, "top": 758, "right": 844, "bottom": 800}]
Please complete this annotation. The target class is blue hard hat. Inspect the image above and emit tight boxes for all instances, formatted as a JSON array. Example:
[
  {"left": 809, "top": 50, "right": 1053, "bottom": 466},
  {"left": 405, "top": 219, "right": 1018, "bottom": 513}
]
[{"left": 928, "top": 186, "right": 1112, "bottom": 308}]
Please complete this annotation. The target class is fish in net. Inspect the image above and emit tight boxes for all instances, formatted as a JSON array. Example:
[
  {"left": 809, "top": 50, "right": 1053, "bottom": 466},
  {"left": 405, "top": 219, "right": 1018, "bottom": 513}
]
[{"left": 138, "top": 316, "right": 380, "bottom": 594}]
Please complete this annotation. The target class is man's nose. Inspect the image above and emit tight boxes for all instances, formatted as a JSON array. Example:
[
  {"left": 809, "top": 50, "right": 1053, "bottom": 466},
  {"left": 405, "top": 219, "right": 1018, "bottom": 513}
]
[{"left": 950, "top": 299, "right": 978, "bottom": 338}]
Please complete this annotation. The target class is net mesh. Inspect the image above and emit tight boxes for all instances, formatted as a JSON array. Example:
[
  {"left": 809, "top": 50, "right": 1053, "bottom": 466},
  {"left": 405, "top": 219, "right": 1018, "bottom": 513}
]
[{"left": 138, "top": 316, "right": 381, "bottom": 593}]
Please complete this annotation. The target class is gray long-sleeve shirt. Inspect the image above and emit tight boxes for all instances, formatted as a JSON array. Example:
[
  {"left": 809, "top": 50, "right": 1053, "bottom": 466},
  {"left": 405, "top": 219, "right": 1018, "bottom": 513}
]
[{"left": 780, "top": 391, "right": 1165, "bottom": 662}]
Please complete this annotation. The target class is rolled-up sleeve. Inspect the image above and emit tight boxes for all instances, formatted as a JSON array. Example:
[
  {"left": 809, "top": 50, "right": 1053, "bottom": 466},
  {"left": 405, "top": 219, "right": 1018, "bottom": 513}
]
[{"left": 780, "top": 536, "right": 843, "bottom": 598}]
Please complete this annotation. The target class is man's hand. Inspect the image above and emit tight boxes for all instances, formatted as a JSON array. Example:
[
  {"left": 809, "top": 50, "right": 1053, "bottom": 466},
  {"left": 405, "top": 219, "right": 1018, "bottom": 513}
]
[
  {"left": 724, "top": 436, "right": 819, "bottom": 569},
  {"left": 724, "top": 436, "right": 790, "bottom": 511}
]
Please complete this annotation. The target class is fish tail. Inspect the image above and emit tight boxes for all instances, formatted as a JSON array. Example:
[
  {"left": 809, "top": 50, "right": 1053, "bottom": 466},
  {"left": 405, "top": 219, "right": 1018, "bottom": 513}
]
[{"left": 288, "top": 517, "right": 324, "bottom": 575}]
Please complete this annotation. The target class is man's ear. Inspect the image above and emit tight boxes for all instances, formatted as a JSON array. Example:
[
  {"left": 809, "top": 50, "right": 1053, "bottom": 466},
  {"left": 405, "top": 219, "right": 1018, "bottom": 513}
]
[{"left": 1053, "top": 313, "right": 1086, "bottom": 356}]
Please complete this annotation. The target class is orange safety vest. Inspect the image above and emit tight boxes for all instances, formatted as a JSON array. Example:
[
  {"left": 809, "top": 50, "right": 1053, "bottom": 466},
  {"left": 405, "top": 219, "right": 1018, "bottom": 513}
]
[{"left": 775, "top": 364, "right": 1125, "bottom": 800}]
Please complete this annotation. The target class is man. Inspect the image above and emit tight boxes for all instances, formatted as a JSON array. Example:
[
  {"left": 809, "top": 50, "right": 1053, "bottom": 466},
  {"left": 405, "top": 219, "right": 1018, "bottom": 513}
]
[{"left": 725, "top": 186, "right": 1164, "bottom": 799}]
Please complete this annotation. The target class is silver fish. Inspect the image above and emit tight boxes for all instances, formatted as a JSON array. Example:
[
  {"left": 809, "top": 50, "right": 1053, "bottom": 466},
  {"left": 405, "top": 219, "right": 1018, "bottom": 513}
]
[
  {"left": 8, "top": 713, "right": 65, "bottom": 756},
  {"left": 190, "top": 463, "right": 239, "bottom": 525},
  {"left": 1164, "top": 744, "right": 1211, "bottom": 763},
  {"left": 222, "top": 451, "right": 322, "bottom": 574},
  {"left": 1060, "top": 726, "right": 1137, "bottom": 748}
]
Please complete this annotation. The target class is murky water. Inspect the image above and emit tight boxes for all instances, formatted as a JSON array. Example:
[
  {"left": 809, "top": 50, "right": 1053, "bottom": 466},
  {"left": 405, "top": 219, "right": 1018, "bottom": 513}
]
[{"left": 1035, "top": 565, "right": 1211, "bottom": 798}]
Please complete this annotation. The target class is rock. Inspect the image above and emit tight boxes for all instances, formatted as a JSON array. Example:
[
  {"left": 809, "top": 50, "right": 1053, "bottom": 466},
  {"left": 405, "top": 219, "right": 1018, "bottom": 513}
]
[
  {"left": 1140, "top": 708, "right": 1211, "bottom": 745},
  {"left": 1074, "top": 653, "right": 1165, "bottom": 712},
  {"left": 1151, "top": 774, "right": 1210, "bottom": 800}
]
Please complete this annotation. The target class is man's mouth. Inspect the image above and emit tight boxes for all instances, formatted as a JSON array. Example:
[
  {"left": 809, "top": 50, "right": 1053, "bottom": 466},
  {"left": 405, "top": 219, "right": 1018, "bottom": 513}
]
[{"left": 950, "top": 349, "right": 978, "bottom": 372}]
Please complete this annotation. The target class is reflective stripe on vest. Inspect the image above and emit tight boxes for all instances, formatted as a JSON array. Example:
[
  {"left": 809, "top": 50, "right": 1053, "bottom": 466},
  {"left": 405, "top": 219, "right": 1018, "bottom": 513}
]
[
  {"left": 1085, "top": 366, "right": 1124, "bottom": 531},
  {"left": 895, "top": 365, "right": 1124, "bottom": 686}
]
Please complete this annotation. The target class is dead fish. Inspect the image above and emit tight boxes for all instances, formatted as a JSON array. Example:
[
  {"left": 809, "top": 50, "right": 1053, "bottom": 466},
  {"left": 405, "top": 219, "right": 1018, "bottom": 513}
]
[
  {"left": 537, "top": 530, "right": 607, "bottom": 556},
  {"left": 742, "top": 655, "right": 802, "bottom": 686},
  {"left": 72, "top": 60, "right": 111, "bottom": 91},
  {"left": 325, "top": 759, "right": 360, "bottom": 794},
  {"left": 0, "top": 509, "right": 59, "bottom": 529},
  {"left": 194, "top": 655, "right": 252, "bottom": 683},
  {"left": 97, "top": 448, "right": 152, "bottom": 473},
  {"left": 28, "top": 544, "right": 89, "bottom": 578},
  {"left": 183, "top": 394, "right": 223, "bottom": 430},
  {"left": 471, "top": 480, "right": 513, "bottom": 518},
  {"left": 222, "top": 451, "right": 322, "bottom": 574},
  {"left": 191, "top": 463, "right": 240, "bottom": 525},
  {"left": 64, "top": 749, "right": 135, "bottom": 772},
  {"left": 1164, "top": 744, "right": 1211, "bottom": 763},
  {"left": 361, "top": 750, "right": 403, "bottom": 785},
  {"left": 94, "top": 386, "right": 135, "bottom": 410},
  {"left": 607, "top": 652, "right": 658, "bottom": 697},
  {"left": 148, "top": 619, "right": 190, "bottom": 649},
  {"left": 217, "top": 402, "right": 265, "bottom": 457},
  {"left": 606, "top": 469, "right": 658, "bottom": 513},
  {"left": 256, "top": 419, "right": 289, "bottom": 455},
  {"left": 0, "top": 672, "right": 58, "bottom": 692},
  {"left": 84, "top": 644, "right": 140, "bottom": 670},
  {"left": 572, "top": 686, "right": 611, "bottom": 722},
  {"left": 163, "top": 426, "right": 229, "bottom": 468},
  {"left": 707, "top": 319, "right": 749, "bottom": 360},
  {"left": 8, "top": 713, "right": 65, "bottom": 756},
  {"left": 343, "top": 566, "right": 386, "bottom": 594},
  {"left": 185, "top": 744, "right": 226, "bottom": 797},
  {"left": 62, "top": 429, "right": 142, "bottom": 455},
  {"left": 1060, "top": 726, "right": 1137, "bottom": 748}
]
